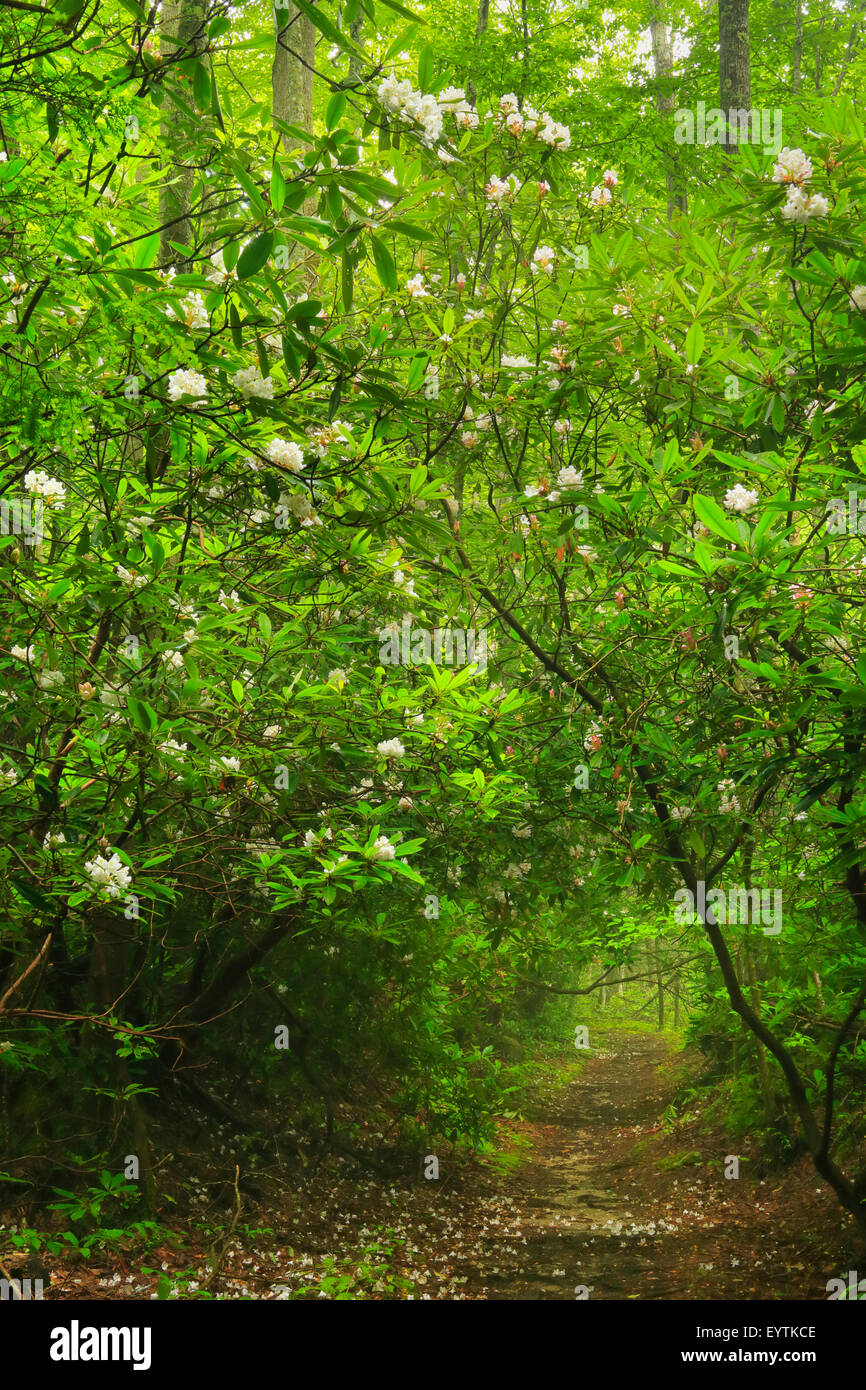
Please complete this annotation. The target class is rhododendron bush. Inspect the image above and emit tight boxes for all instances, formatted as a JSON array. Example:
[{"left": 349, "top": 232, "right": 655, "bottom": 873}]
[{"left": 3, "top": 0, "right": 866, "bottom": 1254}]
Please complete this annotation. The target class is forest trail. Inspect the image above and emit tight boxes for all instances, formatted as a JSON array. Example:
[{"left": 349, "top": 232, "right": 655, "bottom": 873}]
[
  {"left": 462, "top": 1029, "right": 849, "bottom": 1300},
  {"left": 47, "top": 1027, "right": 852, "bottom": 1300}
]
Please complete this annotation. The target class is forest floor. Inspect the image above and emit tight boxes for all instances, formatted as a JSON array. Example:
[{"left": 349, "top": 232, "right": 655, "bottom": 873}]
[{"left": 42, "top": 1025, "right": 858, "bottom": 1300}]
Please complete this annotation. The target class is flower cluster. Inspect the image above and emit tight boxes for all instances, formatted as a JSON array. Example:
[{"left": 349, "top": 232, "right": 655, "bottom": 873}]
[
  {"left": 377, "top": 738, "right": 406, "bottom": 759},
  {"left": 84, "top": 852, "right": 132, "bottom": 900},
  {"left": 377, "top": 76, "right": 446, "bottom": 145},
  {"left": 232, "top": 365, "right": 275, "bottom": 400},
  {"left": 437, "top": 86, "right": 480, "bottom": 130},
  {"left": 723, "top": 483, "right": 759, "bottom": 514},
  {"left": 266, "top": 437, "right": 305, "bottom": 472},
  {"left": 771, "top": 148, "right": 827, "bottom": 223},
  {"left": 717, "top": 779, "right": 740, "bottom": 815},
  {"left": 24, "top": 469, "right": 65, "bottom": 508},
  {"left": 168, "top": 368, "right": 207, "bottom": 402},
  {"left": 771, "top": 147, "right": 813, "bottom": 186},
  {"left": 370, "top": 834, "right": 396, "bottom": 861},
  {"left": 495, "top": 94, "right": 571, "bottom": 149},
  {"left": 584, "top": 721, "right": 603, "bottom": 753},
  {"left": 485, "top": 173, "right": 522, "bottom": 207},
  {"left": 532, "top": 245, "right": 556, "bottom": 275},
  {"left": 170, "top": 291, "right": 209, "bottom": 331}
]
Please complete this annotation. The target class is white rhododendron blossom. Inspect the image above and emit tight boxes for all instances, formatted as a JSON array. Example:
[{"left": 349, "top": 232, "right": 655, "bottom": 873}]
[
  {"left": 370, "top": 834, "right": 397, "bottom": 861},
  {"left": 590, "top": 185, "right": 612, "bottom": 206},
  {"left": 501, "top": 353, "right": 534, "bottom": 370},
  {"left": 485, "top": 173, "right": 521, "bottom": 206},
  {"left": 11, "top": 644, "right": 34, "bottom": 661},
  {"left": 437, "top": 86, "right": 479, "bottom": 129},
  {"left": 116, "top": 564, "right": 147, "bottom": 589},
  {"left": 377, "top": 738, "right": 406, "bottom": 759},
  {"left": 538, "top": 117, "right": 570, "bottom": 149},
  {"left": 84, "top": 852, "right": 132, "bottom": 900},
  {"left": 717, "top": 779, "right": 741, "bottom": 815},
  {"left": 207, "top": 249, "right": 231, "bottom": 285},
  {"left": 848, "top": 285, "right": 866, "bottom": 311},
  {"left": 167, "top": 368, "right": 207, "bottom": 402},
  {"left": 24, "top": 469, "right": 66, "bottom": 507},
  {"left": 584, "top": 721, "right": 603, "bottom": 752},
  {"left": 771, "top": 147, "right": 813, "bottom": 186},
  {"left": 406, "top": 273, "right": 428, "bottom": 298},
  {"left": 124, "top": 515, "right": 154, "bottom": 539},
  {"left": 170, "top": 291, "right": 209, "bottom": 330},
  {"left": 267, "top": 437, "right": 305, "bottom": 472},
  {"left": 723, "top": 483, "right": 759, "bottom": 514},
  {"left": 232, "top": 365, "right": 275, "bottom": 399},
  {"left": 781, "top": 187, "right": 829, "bottom": 223},
  {"left": 307, "top": 420, "right": 351, "bottom": 458},
  {"left": 377, "top": 75, "right": 443, "bottom": 144},
  {"left": 532, "top": 245, "right": 556, "bottom": 274},
  {"left": 557, "top": 464, "right": 583, "bottom": 490},
  {"left": 603, "top": 168, "right": 618, "bottom": 187},
  {"left": 218, "top": 588, "right": 241, "bottom": 611}
]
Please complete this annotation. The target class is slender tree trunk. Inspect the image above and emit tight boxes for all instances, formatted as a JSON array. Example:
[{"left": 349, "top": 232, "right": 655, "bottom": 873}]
[
  {"left": 272, "top": 3, "right": 317, "bottom": 287},
  {"left": 519, "top": 0, "right": 530, "bottom": 106},
  {"left": 718, "top": 0, "right": 751, "bottom": 148},
  {"left": 655, "top": 938, "right": 665, "bottom": 1030},
  {"left": 348, "top": 9, "right": 364, "bottom": 83},
  {"left": 649, "top": 2, "right": 687, "bottom": 216},
  {"left": 159, "top": 0, "right": 208, "bottom": 268},
  {"left": 792, "top": 0, "right": 803, "bottom": 93},
  {"left": 744, "top": 927, "right": 772, "bottom": 1117},
  {"left": 467, "top": 0, "right": 489, "bottom": 103}
]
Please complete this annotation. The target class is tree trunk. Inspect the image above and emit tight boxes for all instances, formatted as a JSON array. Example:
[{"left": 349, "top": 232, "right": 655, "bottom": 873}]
[
  {"left": 272, "top": 3, "right": 315, "bottom": 143},
  {"left": 466, "top": 0, "right": 489, "bottom": 103},
  {"left": 649, "top": 2, "right": 687, "bottom": 216},
  {"left": 655, "top": 939, "right": 665, "bottom": 1030},
  {"left": 718, "top": 0, "right": 751, "bottom": 148},
  {"left": 792, "top": 0, "right": 803, "bottom": 94},
  {"left": 272, "top": 2, "right": 316, "bottom": 286},
  {"left": 159, "top": 0, "right": 208, "bottom": 268}
]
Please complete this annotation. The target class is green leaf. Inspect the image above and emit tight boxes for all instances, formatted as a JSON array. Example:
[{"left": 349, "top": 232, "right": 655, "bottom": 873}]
[
  {"left": 684, "top": 320, "right": 705, "bottom": 365},
  {"left": 292, "top": 0, "right": 363, "bottom": 56},
  {"left": 132, "top": 232, "right": 160, "bottom": 269},
  {"left": 230, "top": 303, "right": 243, "bottom": 350},
  {"left": 232, "top": 163, "right": 268, "bottom": 218},
  {"left": 193, "top": 59, "right": 211, "bottom": 110},
  {"left": 694, "top": 494, "right": 743, "bottom": 545},
  {"left": 417, "top": 43, "right": 434, "bottom": 92},
  {"left": 237, "top": 232, "right": 274, "bottom": 280},
  {"left": 11, "top": 877, "right": 52, "bottom": 912},
  {"left": 370, "top": 235, "right": 398, "bottom": 291},
  {"left": 342, "top": 250, "right": 354, "bottom": 309},
  {"left": 270, "top": 163, "right": 287, "bottom": 214},
  {"left": 387, "top": 219, "right": 435, "bottom": 242},
  {"left": 128, "top": 699, "right": 157, "bottom": 734},
  {"left": 326, "top": 90, "right": 347, "bottom": 130}
]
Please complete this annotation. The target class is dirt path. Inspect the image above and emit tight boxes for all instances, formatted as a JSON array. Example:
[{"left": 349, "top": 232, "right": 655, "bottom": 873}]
[
  {"left": 45, "top": 1027, "right": 857, "bottom": 1300},
  {"left": 462, "top": 1029, "right": 854, "bottom": 1300}
]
